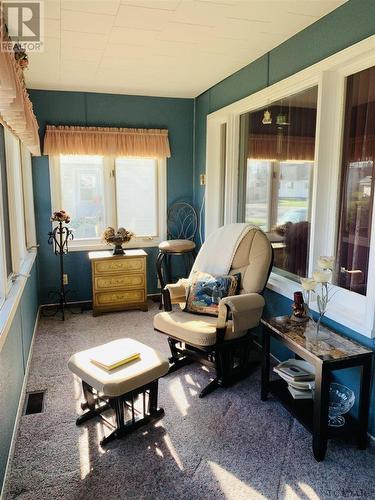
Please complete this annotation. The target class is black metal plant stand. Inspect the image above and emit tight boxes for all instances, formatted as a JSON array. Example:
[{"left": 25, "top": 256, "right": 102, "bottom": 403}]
[{"left": 47, "top": 221, "right": 74, "bottom": 320}]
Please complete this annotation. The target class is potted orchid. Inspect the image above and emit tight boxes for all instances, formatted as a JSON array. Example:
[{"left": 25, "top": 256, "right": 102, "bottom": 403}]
[{"left": 300, "top": 256, "right": 336, "bottom": 341}]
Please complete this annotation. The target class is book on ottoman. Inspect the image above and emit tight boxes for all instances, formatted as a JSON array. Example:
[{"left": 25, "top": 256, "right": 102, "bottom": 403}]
[{"left": 91, "top": 345, "right": 141, "bottom": 371}]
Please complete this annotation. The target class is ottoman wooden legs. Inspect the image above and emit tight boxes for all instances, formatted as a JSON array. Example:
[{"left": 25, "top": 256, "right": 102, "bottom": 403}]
[{"left": 76, "top": 379, "right": 165, "bottom": 446}]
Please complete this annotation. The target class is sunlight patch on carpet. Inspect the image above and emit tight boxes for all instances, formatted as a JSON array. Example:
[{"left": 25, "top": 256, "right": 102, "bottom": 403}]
[{"left": 209, "top": 461, "right": 267, "bottom": 500}]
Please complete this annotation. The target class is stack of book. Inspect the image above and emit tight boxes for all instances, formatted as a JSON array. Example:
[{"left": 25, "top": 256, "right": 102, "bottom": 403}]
[
  {"left": 91, "top": 347, "right": 141, "bottom": 371},
  {"left": 274, "top": 360, "right": 315, "bottom": 399}
]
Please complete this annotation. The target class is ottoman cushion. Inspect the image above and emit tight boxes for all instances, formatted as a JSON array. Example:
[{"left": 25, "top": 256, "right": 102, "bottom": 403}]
[{"left": 68, "top": 338, "right": 169, "bottom": 397}]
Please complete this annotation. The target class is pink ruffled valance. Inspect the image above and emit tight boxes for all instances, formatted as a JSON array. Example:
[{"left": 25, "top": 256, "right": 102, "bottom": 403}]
[
  {"left": 0, "top": 14, "right": 40, "bottom": 155},
  {"left": 43, "top": 125, "right": 171, "bottom": 158}
]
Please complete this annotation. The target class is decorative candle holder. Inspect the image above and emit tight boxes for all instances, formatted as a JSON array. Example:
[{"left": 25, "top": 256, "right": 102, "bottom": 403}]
[
  {"left": 46, "top": 211, "right": 75, "bottom": 320},
  {"left": 290, "top": 291, "right": 308, "bottom": 323}
]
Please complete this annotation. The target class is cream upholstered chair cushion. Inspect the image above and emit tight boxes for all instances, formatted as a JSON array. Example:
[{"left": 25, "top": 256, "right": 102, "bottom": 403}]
[
  {"left": 154, "top": 226, "right": 272, "bottom": 345},
  {"left": 154, "top": 292, "right": 264, "bottom": 346},
  {"left": 154, "top": 310, "right": 233, "bottom": 346},
  {"left": 158, "top": 239, "right": 196, "bottom": 252},
  {"left": 68, "top": 339, "right": 169, "bottom": 397}
]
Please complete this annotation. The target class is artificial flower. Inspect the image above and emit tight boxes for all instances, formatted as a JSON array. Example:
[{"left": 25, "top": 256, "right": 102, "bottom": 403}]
[
  {"left": 300, "top": 277, "right": 317, "bottom": 291},
  {"left": 51, "top": 209, "right": 70, "bottom": 223},
  {"left": 313, "top": 269, "right": 332, "bottom": 283},
  {"left": 318, "top": 256, "right": 335, "bottom": 270},
  {"left": 102, "top": 226, "right": 134, "bottom": 244}
]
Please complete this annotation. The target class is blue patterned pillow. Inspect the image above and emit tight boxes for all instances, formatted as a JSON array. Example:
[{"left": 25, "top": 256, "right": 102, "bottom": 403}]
[{"left": 185, "top": 272, "right": 241, "bottom": 316}]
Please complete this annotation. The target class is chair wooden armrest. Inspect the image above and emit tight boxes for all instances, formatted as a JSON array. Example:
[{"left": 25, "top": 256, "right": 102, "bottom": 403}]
[{"left": 218, "top": 293, "right": 265, "bottom": 333}]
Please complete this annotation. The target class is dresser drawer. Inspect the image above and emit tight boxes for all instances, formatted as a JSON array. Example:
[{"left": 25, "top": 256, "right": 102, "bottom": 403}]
[
  {"left": 94, "top": 289, "right": 145, "bottom": 306},
  {"left": 94, "top": 274, "right": 145, "bottom": 291},
  {"left": 93, "top": 257, "right": 145, "bottom": 275}
]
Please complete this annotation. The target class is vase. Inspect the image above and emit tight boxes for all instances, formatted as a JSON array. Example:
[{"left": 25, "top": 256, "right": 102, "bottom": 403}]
[
  {"left": 328, "top": 383, "right": 355, "bottom": 427},
  {"left": 113, "top": 243, "right": 125, "bottom": 255},
  {"left": 313, "top": 315, "right": 330, "bottom": 342}
]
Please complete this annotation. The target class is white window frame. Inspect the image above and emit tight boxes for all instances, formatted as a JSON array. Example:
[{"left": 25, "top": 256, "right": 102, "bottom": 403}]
[
  {"left": 205, "top": 34, "right": 375, "bottom": 338},
  {"left": 4, "top": 128, "right": 27, "bottom": 274},
  {"left": 49, "top": 155, "right": 167, "bottom": 251},
  {"left": 0, "top": 129, "right": 37, "bottom": 351},
  {"left": 20, "top": 143, "right": 37, "bottom": 250}
]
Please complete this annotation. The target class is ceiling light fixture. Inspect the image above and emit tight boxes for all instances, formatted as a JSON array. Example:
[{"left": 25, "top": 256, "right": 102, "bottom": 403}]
[
  {"left": 276, "top": 100, "right": 290, "bottom": 126},
  {"left": 262, "top": 53, "right": 272, "bottom": 125}
]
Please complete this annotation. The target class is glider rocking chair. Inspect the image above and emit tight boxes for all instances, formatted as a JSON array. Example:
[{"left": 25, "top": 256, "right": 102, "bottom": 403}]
[{"left": 153, "top": 224, "right": 273, "bottom": 398}]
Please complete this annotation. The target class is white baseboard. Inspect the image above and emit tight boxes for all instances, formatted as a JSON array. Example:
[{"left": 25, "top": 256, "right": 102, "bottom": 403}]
[{"left": 0, "top": 306, "right": 40, "bottom": 500}]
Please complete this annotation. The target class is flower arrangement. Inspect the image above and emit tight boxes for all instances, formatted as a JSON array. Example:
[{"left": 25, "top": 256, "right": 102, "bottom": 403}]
[
  {"left": 51, "top": 210, "right": 71, "bottom": 223},
  {"left": 102, "top": 227, "right": 134, "bottom": 255},
  {"left": 14, "top": 43, "right": 29, "bottom": 69},
  {"left": 300, "top": 256, "right": 336, "bottom": 340}
]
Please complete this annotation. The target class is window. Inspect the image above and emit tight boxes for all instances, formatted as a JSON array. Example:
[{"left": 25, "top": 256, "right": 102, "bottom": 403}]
[
  {"left": 50, "top": 155, "right": 167, "bottom": 249},
  {"left": 4, "top": 129, "right": 27, "bottom": 272},
  {"left": 0, "top": 125, "right": 12, "bottom": 281},
  {"left": 336, "top": 66, "right": 375, "bottom": 296},
  {"left": 205, "top": 38, "right": 375, "bottom": 337},
  {"left": 20, "top": 143, "right": 37, "bottom": 250},
  {"left": 115, "top": 158, "right": 158, "bottom": 237},
  {"left": 238, "top": 86, "right": 318, "bottom": 280},
  {"left": 59, "top": 155, "right": 106, "bottom": 239},
  {"left": 0, "top": 126, "right": 36, "bottom": 316}
]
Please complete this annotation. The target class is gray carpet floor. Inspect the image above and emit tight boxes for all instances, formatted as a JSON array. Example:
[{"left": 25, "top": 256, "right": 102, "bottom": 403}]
[{"left": 4, "top": 301, "right": 375, "bottom": 500}]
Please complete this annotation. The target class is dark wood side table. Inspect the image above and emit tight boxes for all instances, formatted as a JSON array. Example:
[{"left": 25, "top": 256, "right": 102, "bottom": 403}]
[{"left": 261, "top": 316, "right": 373, "bottom": 462}]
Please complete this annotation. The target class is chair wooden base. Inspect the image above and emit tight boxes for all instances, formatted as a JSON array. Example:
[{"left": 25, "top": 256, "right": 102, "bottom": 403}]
[
  {"left": 76, "top": 380, "right": 164, "bottom": 446},
  {"left": 163, "top": 333, "right": 261, "bottom": 398}
]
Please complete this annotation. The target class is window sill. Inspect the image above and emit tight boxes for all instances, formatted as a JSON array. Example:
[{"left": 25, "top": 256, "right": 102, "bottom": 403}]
[
  {"left": 267, "top": 272, "right": 374, "bottom": 339},
  {"left": 67, "top": 239, "right": 163, "bottom": 252},
  {"left": 0, "top": 251, "right": 37, "bottom": 352}
]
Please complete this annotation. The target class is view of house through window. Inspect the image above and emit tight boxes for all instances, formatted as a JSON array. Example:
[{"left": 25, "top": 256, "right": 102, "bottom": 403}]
[
  {"left": 336, "top": 65, "right": 375, "bottom": 296},
  {"left": 238, "top": 86, "right": 318, "bottom": 280}
]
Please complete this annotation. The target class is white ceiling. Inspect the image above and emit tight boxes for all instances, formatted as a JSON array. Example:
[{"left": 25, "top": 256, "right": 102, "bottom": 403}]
[{"left": 25, "top": 0, "right": 347, "bottom": 98}]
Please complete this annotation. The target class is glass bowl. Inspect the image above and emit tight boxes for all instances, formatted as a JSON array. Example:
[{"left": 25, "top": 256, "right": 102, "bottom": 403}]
[{"left": 328, "top": 383, "right": 355, "bottom": 427}]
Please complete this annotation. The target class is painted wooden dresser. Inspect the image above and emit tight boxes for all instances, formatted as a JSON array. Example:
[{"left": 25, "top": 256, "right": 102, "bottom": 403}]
[{"left": 89, "top": 250, "right": 148, "bottom": 316}]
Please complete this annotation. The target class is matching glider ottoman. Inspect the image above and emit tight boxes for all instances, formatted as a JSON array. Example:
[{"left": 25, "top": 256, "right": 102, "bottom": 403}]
[{"left": 68, "top": 338, "right": 169, "bottom": 445}]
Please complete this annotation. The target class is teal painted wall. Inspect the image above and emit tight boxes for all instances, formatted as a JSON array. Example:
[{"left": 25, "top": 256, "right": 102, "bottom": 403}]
[
  {"left": 193, "top": 0, "right": 375, "bottom": 435},
  {"left": 0, "top": 262, "right": 39, "bottom": 491},
  {"left": 29, "top": 90, "right": 194, "bottom": 303}
]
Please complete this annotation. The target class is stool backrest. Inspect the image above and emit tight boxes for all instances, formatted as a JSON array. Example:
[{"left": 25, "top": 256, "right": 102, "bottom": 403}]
[{"left": 167, "top": 202, "right": 198, "bottom": 241}]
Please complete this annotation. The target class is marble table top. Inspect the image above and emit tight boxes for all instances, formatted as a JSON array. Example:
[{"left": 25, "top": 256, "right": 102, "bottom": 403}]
[{"left": 261, "top": 316, "right": 372, "bottom": 362}]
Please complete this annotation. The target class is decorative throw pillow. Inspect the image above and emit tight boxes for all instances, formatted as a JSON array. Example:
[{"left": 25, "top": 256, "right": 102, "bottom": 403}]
[{"left": 185, "top": 272, "right": 241, "bottom": 316}]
